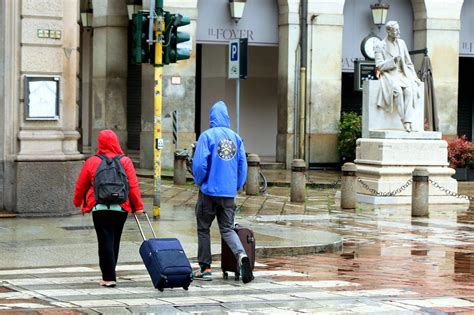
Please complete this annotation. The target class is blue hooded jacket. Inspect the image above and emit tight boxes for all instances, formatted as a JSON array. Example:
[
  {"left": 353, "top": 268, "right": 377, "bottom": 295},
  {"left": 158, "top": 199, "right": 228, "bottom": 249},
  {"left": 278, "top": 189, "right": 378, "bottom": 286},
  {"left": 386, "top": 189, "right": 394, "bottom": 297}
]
[{"left": 192, "top": 101, "right": 247, "bottom": 197}]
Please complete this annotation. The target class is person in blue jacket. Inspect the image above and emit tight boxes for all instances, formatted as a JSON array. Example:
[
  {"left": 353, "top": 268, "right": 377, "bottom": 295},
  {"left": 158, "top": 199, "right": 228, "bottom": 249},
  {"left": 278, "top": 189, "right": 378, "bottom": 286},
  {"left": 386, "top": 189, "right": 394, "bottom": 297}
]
[{"left": 192, "top": 100, "right": 253, "bottom": 283}]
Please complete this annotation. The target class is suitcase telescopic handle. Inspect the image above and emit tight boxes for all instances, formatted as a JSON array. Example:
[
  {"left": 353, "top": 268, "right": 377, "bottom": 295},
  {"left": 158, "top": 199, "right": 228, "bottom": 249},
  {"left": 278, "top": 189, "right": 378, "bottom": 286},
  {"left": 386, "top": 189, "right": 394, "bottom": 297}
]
[{"left": 133, "top": 211, "right": 157, "bottom": 241}]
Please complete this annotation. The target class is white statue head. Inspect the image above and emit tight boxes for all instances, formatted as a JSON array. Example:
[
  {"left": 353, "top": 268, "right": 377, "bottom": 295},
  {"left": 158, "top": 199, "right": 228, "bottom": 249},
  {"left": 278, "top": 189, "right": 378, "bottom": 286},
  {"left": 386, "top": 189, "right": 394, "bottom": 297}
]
[{"left": 386, "top": 21, "right": 400, "bottom": 40}]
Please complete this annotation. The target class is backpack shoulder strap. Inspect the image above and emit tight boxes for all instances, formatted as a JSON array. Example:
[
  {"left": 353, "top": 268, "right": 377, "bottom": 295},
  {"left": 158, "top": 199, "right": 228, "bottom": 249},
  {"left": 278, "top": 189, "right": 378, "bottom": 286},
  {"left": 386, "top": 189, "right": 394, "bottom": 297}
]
[
  {"left": 95, "top": 154, "right": 106, "bottom": 160},
  {"left": 113, "top": 154, "right": 124, "bottom": 160}
]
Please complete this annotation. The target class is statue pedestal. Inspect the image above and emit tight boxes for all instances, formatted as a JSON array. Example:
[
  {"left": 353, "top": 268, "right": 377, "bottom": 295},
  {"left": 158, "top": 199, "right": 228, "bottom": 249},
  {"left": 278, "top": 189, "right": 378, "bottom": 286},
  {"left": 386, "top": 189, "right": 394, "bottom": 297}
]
[
  {"left": 355, "top": 136, "right": 467, "bottom": 205},
  {"left": 357, "top": 82, "right": 467, "bottom": 205}
]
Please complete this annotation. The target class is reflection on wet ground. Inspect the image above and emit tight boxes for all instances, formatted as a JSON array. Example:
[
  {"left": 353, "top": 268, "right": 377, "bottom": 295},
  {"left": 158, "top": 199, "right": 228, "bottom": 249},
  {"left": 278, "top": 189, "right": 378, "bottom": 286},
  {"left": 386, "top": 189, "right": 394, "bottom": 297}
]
[
  {"left": 252, "top": 183, "right": 474, "bottom": 301},
  {"left": 1, "top": 178, "right": 474, "bottom": 313}
]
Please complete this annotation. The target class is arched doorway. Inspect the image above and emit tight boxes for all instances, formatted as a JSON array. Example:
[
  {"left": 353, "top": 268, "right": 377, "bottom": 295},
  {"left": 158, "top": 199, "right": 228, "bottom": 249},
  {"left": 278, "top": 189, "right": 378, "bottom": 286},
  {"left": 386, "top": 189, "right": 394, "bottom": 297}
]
[
  {"left": 196, "top": 0, "right": 279, "bottom": 160},
  {"left": 341, "top": 0, "right": 414, "bottom": 116}
]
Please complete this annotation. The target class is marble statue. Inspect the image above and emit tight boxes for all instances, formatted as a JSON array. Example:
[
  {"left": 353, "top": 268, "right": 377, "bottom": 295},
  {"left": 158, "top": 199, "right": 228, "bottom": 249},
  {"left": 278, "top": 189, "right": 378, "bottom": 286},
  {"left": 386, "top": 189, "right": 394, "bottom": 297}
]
[{"left": 374, "top": 20, "right": 422, "bottom": 132}]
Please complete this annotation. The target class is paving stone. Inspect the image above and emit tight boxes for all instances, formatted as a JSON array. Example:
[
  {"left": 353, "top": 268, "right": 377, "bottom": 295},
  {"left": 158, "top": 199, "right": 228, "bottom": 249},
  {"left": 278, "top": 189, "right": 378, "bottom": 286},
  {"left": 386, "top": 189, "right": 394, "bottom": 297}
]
[
  {"left": 3, "top": 175, "right": 474, "bottom": 313},
  {"left": 397, "top": 297, "right": 474, "bottom": 308},
  {"left": 69, "top": 299, "right": 127, "bottom": 307}
]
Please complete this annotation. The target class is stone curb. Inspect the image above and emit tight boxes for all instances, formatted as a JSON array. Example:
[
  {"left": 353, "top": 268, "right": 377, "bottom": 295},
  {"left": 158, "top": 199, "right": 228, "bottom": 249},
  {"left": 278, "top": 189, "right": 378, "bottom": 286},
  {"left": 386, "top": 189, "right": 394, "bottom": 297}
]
[
  {"left": 210, "top": 241, "right": 343, "bottom": 261},
  {"left": 256, "top": 241, "right": 343, "bottom": 257}
]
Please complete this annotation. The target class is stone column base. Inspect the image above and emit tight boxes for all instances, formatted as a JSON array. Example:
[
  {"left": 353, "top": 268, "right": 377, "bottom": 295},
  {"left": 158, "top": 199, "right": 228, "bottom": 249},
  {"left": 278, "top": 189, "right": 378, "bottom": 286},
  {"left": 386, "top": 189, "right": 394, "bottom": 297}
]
[
  {"left": 15, "top": 160, "right": 84, "bottom": 216},
  {"left": 355, "top": 137, "right": 469, "bottom": 205}
]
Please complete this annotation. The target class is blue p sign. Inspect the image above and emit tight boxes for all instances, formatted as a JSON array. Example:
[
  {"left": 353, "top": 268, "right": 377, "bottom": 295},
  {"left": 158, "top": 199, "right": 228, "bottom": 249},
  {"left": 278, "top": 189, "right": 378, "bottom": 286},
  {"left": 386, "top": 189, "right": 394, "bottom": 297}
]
[{"left": 230, "top": 42, "right": 239, "bottom": 61}]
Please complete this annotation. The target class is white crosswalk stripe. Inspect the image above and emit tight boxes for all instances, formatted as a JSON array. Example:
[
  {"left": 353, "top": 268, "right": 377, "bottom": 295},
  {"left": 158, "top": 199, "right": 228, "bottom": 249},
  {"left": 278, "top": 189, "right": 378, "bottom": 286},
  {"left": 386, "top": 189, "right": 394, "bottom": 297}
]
[
  {"left": 1, "top": 261, "right": 464, "bottom": 313},
  {"left": 0, "top": 261, "right": 352, "bottom": 311}
]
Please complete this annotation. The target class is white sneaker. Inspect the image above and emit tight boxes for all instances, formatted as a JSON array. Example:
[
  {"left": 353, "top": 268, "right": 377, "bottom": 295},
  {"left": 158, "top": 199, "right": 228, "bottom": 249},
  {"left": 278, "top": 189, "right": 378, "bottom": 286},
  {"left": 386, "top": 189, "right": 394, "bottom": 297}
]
[{"left": 99, "top": 280, "right": 116, "bottom": 287}]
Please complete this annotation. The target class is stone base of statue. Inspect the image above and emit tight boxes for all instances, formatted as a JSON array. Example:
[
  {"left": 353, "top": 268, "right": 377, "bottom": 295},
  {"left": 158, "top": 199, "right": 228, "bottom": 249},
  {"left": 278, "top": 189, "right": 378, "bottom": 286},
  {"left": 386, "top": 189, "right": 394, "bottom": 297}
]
[{"left": 356, "top": 81, "right": 468, "bottom": 205}]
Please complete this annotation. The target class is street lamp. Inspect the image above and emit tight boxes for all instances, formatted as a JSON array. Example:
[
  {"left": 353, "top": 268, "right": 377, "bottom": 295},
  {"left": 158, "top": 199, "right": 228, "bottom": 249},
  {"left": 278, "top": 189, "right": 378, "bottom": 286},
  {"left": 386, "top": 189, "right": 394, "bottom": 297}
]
[
  {"left": 370, "top": 0, "right": 390, "bottom": 29},
  {"left": 229, "top": 0, "right": 247, "bottom": 23},
  {"left": 80, "top": 0, "right": 93, "bottom": 29},
  {"left": 127, "top": 0, "right": 143, "bottom": 20}
]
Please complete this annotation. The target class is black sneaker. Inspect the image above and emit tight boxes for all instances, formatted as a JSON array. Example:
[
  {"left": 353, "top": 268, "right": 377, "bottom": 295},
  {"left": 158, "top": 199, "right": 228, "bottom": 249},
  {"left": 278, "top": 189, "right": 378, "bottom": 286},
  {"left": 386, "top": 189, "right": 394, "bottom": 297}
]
[{"left": 238, "top": 255, "right": 253, "bottom": 284}]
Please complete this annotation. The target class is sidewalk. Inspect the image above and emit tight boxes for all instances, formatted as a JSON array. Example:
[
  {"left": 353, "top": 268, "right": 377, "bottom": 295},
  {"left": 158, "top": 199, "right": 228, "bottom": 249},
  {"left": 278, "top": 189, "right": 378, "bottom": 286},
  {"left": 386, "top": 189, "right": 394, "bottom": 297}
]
[
  {"left": 0, "top": 170, "right": 342, "bottom": 270},
  {"left": 2, "top": 171, "right": 474, "bottom": 313}
]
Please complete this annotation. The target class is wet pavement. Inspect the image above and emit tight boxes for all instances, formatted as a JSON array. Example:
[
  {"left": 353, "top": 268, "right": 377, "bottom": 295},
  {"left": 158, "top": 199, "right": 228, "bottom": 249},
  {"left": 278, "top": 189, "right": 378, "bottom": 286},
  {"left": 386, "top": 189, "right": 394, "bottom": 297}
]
[{"left": 1, "top": 171, "right": 474, "bottom": 314}]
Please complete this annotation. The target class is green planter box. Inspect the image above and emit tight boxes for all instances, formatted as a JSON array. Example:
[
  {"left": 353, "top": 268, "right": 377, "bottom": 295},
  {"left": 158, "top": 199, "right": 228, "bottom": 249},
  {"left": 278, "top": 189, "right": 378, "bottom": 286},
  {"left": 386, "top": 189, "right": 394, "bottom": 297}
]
[{"left": 453, "top": 167, "right": 474, "bottom": 181}]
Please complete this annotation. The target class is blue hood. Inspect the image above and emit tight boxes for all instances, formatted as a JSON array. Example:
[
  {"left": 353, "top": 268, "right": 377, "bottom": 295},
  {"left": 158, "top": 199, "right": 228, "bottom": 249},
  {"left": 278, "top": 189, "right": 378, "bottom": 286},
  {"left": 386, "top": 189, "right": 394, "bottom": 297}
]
[
  {"left": 192, "top": 100, "right": 247, "bottom": 197},
  {"left": 210, "top": 101, "right": 230, "bottom": 128}
]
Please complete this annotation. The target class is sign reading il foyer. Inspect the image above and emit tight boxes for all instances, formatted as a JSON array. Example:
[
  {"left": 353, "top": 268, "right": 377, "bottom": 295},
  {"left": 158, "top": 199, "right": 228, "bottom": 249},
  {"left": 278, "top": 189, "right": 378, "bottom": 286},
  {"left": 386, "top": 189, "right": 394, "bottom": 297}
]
[
  {"left": 207, "top": 28, "right": 254, "bottom": 42},
  {"left": 196, "top": 0, "right": 278, "bottom": 46}
]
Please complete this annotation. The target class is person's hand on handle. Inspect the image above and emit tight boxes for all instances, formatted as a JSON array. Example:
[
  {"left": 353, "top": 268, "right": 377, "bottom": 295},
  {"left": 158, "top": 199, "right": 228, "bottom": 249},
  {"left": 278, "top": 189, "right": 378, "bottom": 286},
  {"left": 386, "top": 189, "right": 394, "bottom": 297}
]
[{"left": 135, "top": 210, "right": 144, "bottom": 215}]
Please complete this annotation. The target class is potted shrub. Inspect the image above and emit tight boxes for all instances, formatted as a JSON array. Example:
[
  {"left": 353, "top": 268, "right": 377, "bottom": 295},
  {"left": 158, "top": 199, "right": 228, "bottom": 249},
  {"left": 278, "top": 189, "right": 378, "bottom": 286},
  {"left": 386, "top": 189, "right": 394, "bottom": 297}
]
[
  {"left": 337, "top": 112, "right": 362, "bottom": 163},
  {"left": 447, "top": 135, "right": 473, "bottom": 181}
]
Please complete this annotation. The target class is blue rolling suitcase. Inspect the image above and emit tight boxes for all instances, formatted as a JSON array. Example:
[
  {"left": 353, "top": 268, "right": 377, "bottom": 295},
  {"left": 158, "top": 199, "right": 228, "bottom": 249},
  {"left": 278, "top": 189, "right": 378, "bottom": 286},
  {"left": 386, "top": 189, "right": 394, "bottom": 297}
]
[{"left": 134, "top": 213, "right": 193, "bottom": 291}]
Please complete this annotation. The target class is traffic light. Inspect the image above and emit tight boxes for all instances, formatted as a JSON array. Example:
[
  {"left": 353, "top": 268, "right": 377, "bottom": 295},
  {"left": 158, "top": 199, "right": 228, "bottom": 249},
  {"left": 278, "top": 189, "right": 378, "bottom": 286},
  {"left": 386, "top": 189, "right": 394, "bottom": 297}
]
[
  {"left": 163, "top": 13, "right": 191, "bottom": 64},
  {"left": 131, "top": 11, "right": 151, "bottom": 64}
]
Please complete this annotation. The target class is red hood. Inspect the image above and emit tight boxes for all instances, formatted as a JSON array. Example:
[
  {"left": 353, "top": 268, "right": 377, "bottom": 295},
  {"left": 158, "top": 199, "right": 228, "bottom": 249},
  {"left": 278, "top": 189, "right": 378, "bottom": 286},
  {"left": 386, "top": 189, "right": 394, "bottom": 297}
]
[{"left": 96, "top": 129, "right": 124, "bottom": 155}]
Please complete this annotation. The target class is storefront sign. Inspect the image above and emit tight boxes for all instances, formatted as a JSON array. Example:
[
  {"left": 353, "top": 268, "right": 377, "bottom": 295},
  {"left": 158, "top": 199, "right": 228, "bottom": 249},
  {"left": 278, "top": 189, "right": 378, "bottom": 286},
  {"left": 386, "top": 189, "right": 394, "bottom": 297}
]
[
  {"left": 207, "top": 28, "right": 254, "bottom": 41},
  {"left": 460, "top": 0, "right": 474, "bottom": 56},
  {"left": 197, "top": 0, "right": 278, "bottom": 46}
]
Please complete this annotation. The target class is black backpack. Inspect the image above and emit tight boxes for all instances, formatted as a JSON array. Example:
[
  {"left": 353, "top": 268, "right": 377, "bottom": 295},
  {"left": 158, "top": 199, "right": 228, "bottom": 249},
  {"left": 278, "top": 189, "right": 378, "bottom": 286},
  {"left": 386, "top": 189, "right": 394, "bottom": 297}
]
[{"left": 93, "top": 154, "right": 129, "bottom": 205}]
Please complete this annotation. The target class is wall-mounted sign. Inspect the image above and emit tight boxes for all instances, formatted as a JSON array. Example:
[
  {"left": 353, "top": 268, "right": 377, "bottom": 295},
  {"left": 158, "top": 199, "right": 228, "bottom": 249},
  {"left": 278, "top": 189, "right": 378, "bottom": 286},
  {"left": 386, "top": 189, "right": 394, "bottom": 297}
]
[
  {"left": 354, "top": 60, "right": 377, "bottom": 91},
  {"left": 197, "top": 0, "right": 278, "bottom": 46},
  {"left": 460, "top": 0, "right": 474, "bottom": 56},
  {"left": 37, "top": 29, "right": 61, "bottom": 39},
  {"left": 24, "top": 76, "right": 60, "bottom": 120},
  {"left": 171, "top": 76, "right": 182, "bottom": 85}
]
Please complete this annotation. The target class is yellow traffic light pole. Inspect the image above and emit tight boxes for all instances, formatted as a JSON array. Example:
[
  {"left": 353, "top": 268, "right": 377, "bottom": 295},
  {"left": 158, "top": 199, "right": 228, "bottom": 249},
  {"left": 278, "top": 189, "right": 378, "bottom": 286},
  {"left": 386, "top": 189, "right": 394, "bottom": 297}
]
[{"left": 153, "top": 11, "right": 164, "bottom": 218}]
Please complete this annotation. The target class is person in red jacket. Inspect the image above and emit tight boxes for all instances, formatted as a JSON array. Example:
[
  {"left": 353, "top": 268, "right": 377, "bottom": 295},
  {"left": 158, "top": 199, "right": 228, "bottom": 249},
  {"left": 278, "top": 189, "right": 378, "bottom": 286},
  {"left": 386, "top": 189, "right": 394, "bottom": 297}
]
[{"left": 73, "top": 129, "right": 144, "bottom": 287}]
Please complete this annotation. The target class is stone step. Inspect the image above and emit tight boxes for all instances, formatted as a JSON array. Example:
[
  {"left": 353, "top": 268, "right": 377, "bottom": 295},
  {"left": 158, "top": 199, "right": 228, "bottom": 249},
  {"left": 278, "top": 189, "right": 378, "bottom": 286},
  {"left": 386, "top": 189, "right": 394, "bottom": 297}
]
[
  {"left": 128, "top": 149, "right": 140, "bottom": 168},
  {"left": 260, "top": 161, "right": 285, "bottom": 170}
]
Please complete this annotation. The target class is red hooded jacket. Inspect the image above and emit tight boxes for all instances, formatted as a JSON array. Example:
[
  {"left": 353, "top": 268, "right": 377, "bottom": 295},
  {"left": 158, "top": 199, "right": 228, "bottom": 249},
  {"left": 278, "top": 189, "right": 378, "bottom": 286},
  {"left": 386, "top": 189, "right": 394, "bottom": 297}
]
[{"left": 73, "top": 130, "right": 144, "bottom": 214}]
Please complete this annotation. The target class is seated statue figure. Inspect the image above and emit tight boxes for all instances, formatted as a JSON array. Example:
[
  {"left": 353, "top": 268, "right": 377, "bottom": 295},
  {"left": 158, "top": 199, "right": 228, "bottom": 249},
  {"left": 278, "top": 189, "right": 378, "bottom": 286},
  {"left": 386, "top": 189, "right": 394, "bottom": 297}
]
[{"left": 374, "top": 20, "right": 422, "bottom": 132}]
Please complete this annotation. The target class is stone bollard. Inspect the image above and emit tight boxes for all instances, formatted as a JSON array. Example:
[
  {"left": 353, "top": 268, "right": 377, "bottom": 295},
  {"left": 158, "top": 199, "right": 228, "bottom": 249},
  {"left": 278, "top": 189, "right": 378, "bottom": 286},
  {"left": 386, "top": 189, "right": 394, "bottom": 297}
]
[
  {"left": 341, "top": 162, "right": 357, "bottom": 209},
  {"left": 173, "top": 150, "right": 187, "bottom": 185},
  {"left": 412, "top": 168, "right": 429, "bottom": 217},
  {"left": 246, "top": 154, "right": 260, "bottom": 195},
  {"left": 291, "top": 159, "right": 306, "bottom": 202}
]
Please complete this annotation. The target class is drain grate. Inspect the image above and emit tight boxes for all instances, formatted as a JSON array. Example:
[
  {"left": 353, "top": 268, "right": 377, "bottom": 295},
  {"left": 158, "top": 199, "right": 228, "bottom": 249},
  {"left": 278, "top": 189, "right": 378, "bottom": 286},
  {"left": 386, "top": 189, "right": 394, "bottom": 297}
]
[{"left": 61, "top": 226, "right": 95, "bottom": 231}]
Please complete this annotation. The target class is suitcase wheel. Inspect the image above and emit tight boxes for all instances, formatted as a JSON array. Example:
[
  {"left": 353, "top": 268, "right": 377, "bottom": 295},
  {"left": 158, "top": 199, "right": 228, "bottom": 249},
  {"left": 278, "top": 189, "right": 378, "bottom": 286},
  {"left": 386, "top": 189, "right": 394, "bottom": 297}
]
[
  {"left": 234, "top": 273, "right": 240, "bottom": 281},
  {"left": 157, "top": 287, "right": 164, "bottom": 292},
  {"left": 183, "top": 286, "right": 189, "bottom": 290},
  {"left": 223, "top": 271, "right": 228, "bottom": 280}
]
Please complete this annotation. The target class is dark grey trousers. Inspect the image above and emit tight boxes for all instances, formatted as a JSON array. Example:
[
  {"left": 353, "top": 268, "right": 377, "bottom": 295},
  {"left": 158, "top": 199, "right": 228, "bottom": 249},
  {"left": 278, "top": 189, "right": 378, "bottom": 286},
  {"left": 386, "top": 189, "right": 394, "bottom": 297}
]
[{"left": 195, "top": 191, "right": 245, "bottom": 270}]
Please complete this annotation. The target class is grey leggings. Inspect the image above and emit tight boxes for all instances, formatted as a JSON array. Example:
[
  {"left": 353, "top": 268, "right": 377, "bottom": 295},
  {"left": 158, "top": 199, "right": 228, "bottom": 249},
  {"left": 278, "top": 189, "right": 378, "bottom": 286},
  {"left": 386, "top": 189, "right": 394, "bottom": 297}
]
[{"left": 195, "top": 191, "right": 245, "bottom": 270}]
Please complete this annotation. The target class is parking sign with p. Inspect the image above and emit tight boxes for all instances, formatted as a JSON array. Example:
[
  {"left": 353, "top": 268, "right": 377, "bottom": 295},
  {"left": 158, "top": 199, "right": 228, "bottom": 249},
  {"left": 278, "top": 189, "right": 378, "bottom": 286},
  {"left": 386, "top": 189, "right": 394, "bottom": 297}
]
[{"left": 228, "top": 39, "right": 240, "bottom": 79}]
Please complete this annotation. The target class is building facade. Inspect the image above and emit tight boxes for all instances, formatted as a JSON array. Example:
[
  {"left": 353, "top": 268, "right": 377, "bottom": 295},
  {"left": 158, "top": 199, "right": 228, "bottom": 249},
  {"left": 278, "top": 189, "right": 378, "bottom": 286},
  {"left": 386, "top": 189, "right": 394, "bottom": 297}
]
[{"left": 0, "top": 0, "right": 472, "bottom": 215}]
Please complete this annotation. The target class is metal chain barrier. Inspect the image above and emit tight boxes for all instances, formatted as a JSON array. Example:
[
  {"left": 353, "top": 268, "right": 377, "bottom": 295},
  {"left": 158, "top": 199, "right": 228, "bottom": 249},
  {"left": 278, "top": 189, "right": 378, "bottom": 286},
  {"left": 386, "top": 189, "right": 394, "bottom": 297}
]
[
  {"left": 305, "top": 173, "right": 341, "bottom": 189},
  {"left": 428, "top": 178, "right": 473, "bottom": 201},
  {"left": 357, "top": 177, "right": 413, "bottom": 196}
]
